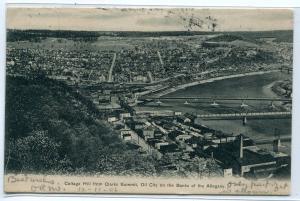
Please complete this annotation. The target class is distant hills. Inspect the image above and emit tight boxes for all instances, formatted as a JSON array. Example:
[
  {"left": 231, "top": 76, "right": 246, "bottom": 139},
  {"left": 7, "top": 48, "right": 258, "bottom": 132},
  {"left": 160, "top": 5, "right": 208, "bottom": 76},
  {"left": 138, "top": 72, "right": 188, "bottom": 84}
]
[
  {"left": 7, "top": 29, "right": 293, "bottom": 43},
  {"left": 206, "top": 34, "right": 245, "bottom": 42}
]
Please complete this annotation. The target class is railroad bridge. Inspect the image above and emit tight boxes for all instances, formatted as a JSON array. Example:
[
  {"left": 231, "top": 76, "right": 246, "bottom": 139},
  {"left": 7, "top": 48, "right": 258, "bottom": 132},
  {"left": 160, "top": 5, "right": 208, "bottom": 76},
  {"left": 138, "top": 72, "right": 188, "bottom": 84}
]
[
  {"left": 195, "top": 111, "right": 291, "bottom": 125},
  {"left": 279, "top": 66, "right": 293, "bottom": 74},
  {"left": 139, "top": 96, "right": 292, "bottom": 102}
]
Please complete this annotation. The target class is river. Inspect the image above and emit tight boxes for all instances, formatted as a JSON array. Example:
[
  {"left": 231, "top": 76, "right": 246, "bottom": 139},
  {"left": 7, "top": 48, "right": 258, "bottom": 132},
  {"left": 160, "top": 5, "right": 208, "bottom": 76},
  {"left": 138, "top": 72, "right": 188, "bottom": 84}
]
[
  {"left": 167, "top": 71, "right": 292, "bottom": 141},
  {"left": 141, "top": 72, "right": 292, "bottom": 142}
]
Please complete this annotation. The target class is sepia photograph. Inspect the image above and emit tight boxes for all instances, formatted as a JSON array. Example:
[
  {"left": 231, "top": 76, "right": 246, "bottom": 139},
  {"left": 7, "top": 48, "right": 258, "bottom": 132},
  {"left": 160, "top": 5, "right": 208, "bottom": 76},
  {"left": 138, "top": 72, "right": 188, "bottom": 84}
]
[{"left": 4, "top": 7, "right": 293, "bottom": 195}]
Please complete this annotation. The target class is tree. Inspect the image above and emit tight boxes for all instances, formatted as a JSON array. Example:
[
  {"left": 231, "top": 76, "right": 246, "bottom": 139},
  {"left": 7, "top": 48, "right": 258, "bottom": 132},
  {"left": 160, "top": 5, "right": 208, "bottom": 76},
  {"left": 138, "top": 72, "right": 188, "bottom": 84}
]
[
  {"left": 205, "top": 158, "right": 222, "bottom": 177},
  {"left": 8, "top": 130, "right": 61, "bottom": 172}
]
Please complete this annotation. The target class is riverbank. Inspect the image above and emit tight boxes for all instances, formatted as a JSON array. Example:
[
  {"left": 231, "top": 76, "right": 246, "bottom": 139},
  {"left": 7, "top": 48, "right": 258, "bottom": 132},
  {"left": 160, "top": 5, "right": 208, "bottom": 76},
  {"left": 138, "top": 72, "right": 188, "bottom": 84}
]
[
  {"left": 271, "top": 80, "right": 292, "bottom": 98},
  {"left": 271, "top": 79, "right": 292, "bottom": 111},
  {"left": 135, "top": 70, "right": 292, "bottom": 152},
  {"left": 155, "top": 70, "right": 280, "bottom": 97}
]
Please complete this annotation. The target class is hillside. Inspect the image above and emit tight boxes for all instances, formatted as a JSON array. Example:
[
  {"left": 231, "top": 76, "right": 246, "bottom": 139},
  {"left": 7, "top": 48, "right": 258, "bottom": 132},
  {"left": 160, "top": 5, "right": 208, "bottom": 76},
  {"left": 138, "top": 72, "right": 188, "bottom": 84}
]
[
  {"left": 7, "top": 29, "right": 293, "bottom": 42},
  {"left": 206, "top": 34, "right": 245, "bottom": 42},
  {"left": 5, "top": 76, "right": 157, "bottom": 175}
]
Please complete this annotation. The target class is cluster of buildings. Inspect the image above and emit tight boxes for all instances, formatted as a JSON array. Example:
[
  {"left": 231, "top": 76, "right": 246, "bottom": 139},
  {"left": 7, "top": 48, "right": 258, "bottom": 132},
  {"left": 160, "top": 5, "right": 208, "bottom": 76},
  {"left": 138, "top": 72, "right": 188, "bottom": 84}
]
[
  {"left": 6, "top": 47, "right": 113, "bottom": 81},
  {"left": 106, "top": 108, "right": 290, "bottom": 178},
  {"left": 201, "top": 135, "right": 290, "bottom": 177},
  {"left": 7, "top": 36, "right": 281, "bottom": 86},
  {"left": 6, "top": 34, "right": 292, "bottom": 179}
]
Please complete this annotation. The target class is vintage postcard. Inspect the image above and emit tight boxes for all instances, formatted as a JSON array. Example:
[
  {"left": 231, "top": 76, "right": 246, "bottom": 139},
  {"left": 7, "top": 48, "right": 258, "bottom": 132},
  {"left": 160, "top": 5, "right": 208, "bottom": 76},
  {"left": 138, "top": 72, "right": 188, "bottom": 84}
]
[{"left": 4, "top": 7, "right": 293, "bottom": 195}]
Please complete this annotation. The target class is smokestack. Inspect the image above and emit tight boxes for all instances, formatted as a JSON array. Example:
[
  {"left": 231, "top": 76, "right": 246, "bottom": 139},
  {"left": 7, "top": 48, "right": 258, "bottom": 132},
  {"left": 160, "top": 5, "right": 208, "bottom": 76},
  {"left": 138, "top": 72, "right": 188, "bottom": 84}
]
[
  {"left": 273, "top": 140, "right": 280, "bottom": 153},
  {"left": 239, "top": 134, "right": 243, "bottom": 159},
  {"left": 273, "top": 129, "right": 281, "bottom": 153}
]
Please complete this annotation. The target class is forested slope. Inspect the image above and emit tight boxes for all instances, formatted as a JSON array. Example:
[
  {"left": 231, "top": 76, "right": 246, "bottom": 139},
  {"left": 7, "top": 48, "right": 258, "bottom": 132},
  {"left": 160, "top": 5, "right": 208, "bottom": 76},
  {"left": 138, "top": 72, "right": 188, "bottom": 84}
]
[{"left": 5, "top": 76, "right": 156, "bottom": 175}]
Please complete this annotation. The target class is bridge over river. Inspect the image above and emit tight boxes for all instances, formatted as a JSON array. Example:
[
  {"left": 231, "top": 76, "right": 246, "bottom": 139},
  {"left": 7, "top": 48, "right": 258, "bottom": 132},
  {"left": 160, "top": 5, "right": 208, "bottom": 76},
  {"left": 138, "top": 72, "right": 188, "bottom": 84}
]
[
  {"left": 196, "top": 111, "right": 291, "bottom": 121},
  {"left": 255, "top": 136, "right": 291, "bottom": 145},
  {"left": 140, "top": 96, "right": 292, "bottom": 102}
]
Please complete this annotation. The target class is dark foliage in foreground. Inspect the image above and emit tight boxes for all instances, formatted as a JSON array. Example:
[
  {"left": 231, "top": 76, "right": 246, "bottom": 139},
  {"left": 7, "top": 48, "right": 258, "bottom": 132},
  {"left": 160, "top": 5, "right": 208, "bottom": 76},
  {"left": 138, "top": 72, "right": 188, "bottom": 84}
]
[{"left": 5, "top": 76, "right": 157, "bottom": 175}]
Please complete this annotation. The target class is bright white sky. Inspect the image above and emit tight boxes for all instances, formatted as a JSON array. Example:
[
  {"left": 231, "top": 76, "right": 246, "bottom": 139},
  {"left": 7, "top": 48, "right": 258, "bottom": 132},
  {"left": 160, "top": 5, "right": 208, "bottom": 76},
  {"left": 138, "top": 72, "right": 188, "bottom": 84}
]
[{"left": 6, "top": 8, "right": 293, "bottom": 31}]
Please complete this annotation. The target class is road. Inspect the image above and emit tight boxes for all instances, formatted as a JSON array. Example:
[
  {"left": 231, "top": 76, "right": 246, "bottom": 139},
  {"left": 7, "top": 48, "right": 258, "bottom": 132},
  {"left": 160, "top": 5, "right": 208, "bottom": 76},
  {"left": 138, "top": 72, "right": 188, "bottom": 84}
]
[{"left": 108, "top": 53, "right": 116, "bottom": 82}]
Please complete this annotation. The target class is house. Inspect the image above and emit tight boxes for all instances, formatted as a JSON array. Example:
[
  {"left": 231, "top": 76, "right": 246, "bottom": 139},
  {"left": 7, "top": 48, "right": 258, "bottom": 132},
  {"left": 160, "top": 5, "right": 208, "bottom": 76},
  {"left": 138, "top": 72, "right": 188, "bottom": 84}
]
[
  {"left": 132, "top": 122, "right": 145, "bottom": 130},
  {"left": 175, "top": 134, "right": 192, "bottom": 142},
  {"left": 154, "top": 130, "right": 166, "bottom": 140},
  {"left": 133, "top": 75, "right": 148, "bottom": 83},
  {"left": 177, "top": 116, "right": 191, "bottom": 124},
  {"left": 98, "top": 95, "right": 110, "bottom": 104},
  {"left": 203, "top": 132, "right": 213, "bottom": 140},
  {"left": 174, "top": 111, "right": 182, "bottom": 116},
  {"left": 147, "top": 138, "right": 163, "bottom": 147},
  {"left": 184, "top": 113, "right": 197, "bottom": 122},
  {"left": 199, "top": 141, "right": 218, "bottom": 151},
  {"left": 162, "top": 123, "right": 175, "bottom": 131},
  {"left": 122, "top": 134, "right": 132, "bottom": 141},
  {"left": 155, "top": 142, "right": 169, "bottom": 149},
  {"left": 120, "top": 128, "right": 133, "bottom": 135},
  {"left": 143, "top": 126, "right": 155, "bottom": 140},
  {"left": 110, "top": 96, "right": 119, "bottom": 104},
  {"left": 120, "top": 128, "right": 133, "bottom": 136},
  {"left": 223, "top": 168, "right": 233, "bottom": 177},
  {"left": 159, "top": 143, "right": 180, "bottom": 154},
  {"left": 108, "top": 116, "right": 118, "bottom": 123},
  {"left": 168, "top": 130, "right": 184, "bottom": 141},
  {"left": 119, "top": 112, "right": 131, "bottom": 120},
  {"left": 186, "top": 136, "right": 201, "bottom": 148},
  {"left": 120, "top": 128, "right": 134, "bottom": 141},
  {"left": 99, "top": 74, "right": 106, "bottom": 82}
]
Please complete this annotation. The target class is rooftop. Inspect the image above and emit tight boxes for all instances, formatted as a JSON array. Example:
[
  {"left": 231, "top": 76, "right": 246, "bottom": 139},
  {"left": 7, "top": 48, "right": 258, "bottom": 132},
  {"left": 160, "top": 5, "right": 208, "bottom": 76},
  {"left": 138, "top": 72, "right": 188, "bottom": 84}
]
[{"left": 205, "top": 145, "right": 276, "bottom": 167}]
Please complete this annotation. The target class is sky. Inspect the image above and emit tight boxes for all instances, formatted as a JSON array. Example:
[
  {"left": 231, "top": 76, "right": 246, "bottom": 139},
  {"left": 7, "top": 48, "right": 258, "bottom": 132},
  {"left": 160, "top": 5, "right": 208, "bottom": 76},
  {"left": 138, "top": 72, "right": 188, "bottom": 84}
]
[{"left": 6, "top": 7, "right": 293, "bottom": 31}]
